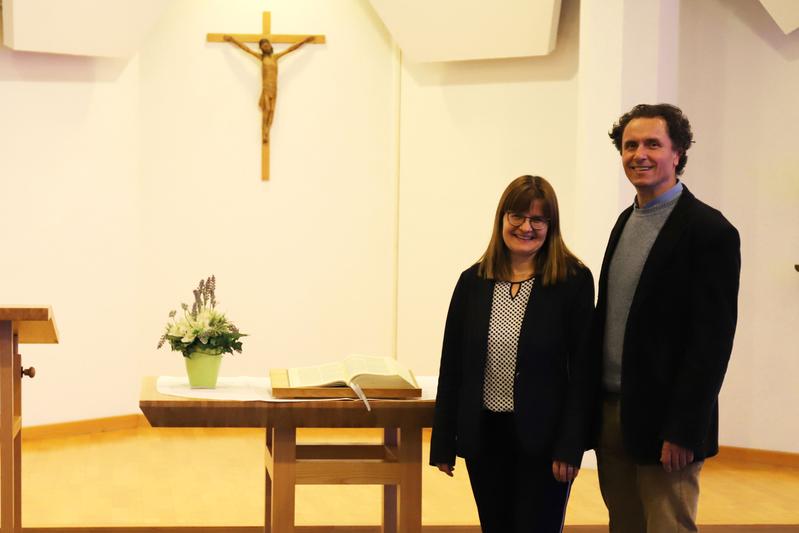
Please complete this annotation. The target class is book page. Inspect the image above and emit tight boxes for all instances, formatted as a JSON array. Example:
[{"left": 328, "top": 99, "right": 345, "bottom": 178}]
[
  {"left": 287, "top": 362, "right": 347, "bottom": 387},
  {"left": 343, "top": 354, "right": 394, "bottom": 377},
  {"left": 343, "top": 354, "right": 419, "bottom": 388},
  {"left": 351, "top": 373, "right": 414, "bottom": 389}
]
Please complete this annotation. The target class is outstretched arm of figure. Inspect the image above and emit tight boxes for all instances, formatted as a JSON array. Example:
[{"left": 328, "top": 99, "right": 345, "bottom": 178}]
[
  {"left": 274, "top": 36, "right": 315, "bottom": 60},
  {"left": 223, "top": 35, "right": 261, "bottom": 60}
]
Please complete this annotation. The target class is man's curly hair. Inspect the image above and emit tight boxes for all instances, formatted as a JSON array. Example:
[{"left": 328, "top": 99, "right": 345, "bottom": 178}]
[{"left": 609, "top": 103, "right": 694, "bottom": 176}]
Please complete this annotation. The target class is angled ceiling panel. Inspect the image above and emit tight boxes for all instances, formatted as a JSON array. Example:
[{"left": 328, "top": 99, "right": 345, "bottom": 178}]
[
  {"left": 759, "top": 0, "right": 799, "bottom": 34},
  {"left": 368, "top": 0, "right": 562, "bottom": 62},
  {"left": 1, "top": 0, "right": 172, "bottom": 57}
]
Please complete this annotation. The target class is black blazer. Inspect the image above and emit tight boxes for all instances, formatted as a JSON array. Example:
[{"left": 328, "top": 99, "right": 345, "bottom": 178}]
[
  {"left": 592, "top": 186, "right": 741, "bottom": 463},
  {"left": 430, "top": 263, "right": 594, "bottom": 468}
]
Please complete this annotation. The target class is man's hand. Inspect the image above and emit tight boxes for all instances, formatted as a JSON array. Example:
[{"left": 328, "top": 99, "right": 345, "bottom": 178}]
[
  {"left": 436, "top": 463, "right": 454, "bottom": 477},
  {"left": 660, "top": 441, "right": 694, "bottom": 472},
  {"left": 552, "top": 460, "right": 579, "bottom": 482}
]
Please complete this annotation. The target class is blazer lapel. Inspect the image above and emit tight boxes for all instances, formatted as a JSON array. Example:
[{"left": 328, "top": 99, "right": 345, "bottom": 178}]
[
  {"left": 471, "top": 275, "right": 495, "bottom": 369},
  {"left": 628, "top": 188, "right": 696, "bottom": 319}
]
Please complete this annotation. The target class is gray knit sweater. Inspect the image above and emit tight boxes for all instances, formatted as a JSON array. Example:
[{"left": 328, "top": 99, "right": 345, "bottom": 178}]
[{"left": 602, "top": 187, "right": 683, "bottom": 392}]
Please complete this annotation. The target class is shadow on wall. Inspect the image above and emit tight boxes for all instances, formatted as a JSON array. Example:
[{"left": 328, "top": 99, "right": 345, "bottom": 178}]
[
  {"left": 722, "top": 0, "right": 799, "bottom": 60},
  {"left": 403, "top": 0, "right": 580, "bottom": 87},
  {"left": 0, "top": 46, "right": 129, "bottom": 83}
]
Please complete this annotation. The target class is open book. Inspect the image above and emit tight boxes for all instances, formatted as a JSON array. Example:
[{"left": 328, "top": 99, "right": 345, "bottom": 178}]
[{"left": 287, "top": 354, "right": 419, "bottom": 390}]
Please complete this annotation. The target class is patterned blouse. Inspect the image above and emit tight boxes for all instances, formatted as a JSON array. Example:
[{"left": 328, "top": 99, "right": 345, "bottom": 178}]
[{"left": 482, "top": 278, "right": 534, "bottom": 412}]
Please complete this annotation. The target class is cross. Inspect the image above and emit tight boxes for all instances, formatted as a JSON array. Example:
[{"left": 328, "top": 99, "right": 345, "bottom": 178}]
[{"left": 208, "top": 12, "right": 325, "bottom": 181}]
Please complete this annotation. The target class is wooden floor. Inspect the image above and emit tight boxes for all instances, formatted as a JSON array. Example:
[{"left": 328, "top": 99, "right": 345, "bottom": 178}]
[{"left": 15, "top": 426, "right": 799, "bottom": 528}]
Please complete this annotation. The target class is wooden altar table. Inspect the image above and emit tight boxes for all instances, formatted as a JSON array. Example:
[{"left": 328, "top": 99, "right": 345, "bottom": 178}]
[{"left": 139, "top": 377, "right": 436, "bottom": 533}]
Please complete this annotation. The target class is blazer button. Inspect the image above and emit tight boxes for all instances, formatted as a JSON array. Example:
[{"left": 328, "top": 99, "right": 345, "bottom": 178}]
[{"left": 515, "top": 371, "right": 521, "bottom": 378}]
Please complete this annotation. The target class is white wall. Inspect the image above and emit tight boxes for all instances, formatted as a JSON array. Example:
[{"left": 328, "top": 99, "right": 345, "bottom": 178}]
[
  {"left": 398, "top": 0, "right": 799, "bottom": 455},
  {"left": 137, "top": 0, "right": 400, "bottom": 383},
  {"left": 0, "top": 50, "right": 143, "bottom": 424},
  {"left": 396, "top": 0, "right": 581, "bottom": 375},
  {"left": 3, "top": 0, "right": 400, "bottom": 425},
  {"left": 2, "top": 0, "right": 797, "bottom": 455},
  {"left": 678, "top": 0, "right": 799, "bottom": 452}
]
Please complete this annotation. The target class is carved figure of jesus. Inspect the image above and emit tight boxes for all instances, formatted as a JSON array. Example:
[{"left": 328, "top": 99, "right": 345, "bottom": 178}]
[{"left": 223, "top": 35, "right": 314, "bottom": 143}]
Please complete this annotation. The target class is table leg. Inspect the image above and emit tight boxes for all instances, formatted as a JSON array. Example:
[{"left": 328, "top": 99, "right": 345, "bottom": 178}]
[
  {"left": 270, "top": 427, "right": 296, "bottom": 533},
  {"left": 13, "top": 346, "right": 21, "bottom": 532},
  {"left": 382, "top": 428, "right": 398, "bottom": 533},
  {"left": 0, "top": 322, "right": 17, "bottom": 533},
  {"left": 264, "top": 428, "right": 273, "bottom": 533},
  {"left": 397, "top": 428, "right": 422, "bottom": 533}
]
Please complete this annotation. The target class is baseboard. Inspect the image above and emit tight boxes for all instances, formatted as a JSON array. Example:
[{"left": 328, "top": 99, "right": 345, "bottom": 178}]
[
  {"left": 21, "top": 415, "right": 799, "bottom": 470},
  {"left": 17, "top": 525, "right": 799, "bottom": 533},
  {"left": 718, "top": 445, "right": 799, "bottom": 468},
  {"left": 22, "top": 526, "right": 482, "bottom": 533},
  {"left": 22, "top": 414, "right": 148, "bottom": 441}
]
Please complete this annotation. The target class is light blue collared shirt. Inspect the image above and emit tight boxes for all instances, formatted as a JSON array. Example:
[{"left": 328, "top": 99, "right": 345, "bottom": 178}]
[{"left": 635, "top": 180, "right": 684, "bottom": 210}]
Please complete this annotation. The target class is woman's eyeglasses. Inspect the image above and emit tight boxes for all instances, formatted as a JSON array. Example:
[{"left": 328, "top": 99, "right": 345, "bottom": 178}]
[{"left": 506, "top": 212, "right": 550, "bottom": 230}]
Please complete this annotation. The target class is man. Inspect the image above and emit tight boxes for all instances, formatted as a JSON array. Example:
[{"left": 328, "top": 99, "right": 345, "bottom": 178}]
[{"left": 593, "top": 103, "right": 740, "bottom": 533}]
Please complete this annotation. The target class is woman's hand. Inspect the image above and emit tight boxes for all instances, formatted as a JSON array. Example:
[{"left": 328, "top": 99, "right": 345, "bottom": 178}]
[
  {"left": 436, "top": 463, "right": 454, "bottom": 477},
  {"left": 552, "top": 460, "right": 579, "bottom": 482}
]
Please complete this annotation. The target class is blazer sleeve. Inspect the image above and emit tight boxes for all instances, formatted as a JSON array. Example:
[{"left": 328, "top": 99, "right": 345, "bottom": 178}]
[
  {"left": 663, "top": 218, "right": 741, "bottom": 449},
  {"left": 552, "top": 267, "right": 595, "bottom": 467},
  {"left": 429, "top": 269, "right": 470, "bottom": 466}
]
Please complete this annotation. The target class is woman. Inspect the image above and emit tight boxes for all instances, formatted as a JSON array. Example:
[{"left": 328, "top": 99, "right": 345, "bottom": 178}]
[{"left": 430, "top": 175, "right": 594, "bottom": 533}]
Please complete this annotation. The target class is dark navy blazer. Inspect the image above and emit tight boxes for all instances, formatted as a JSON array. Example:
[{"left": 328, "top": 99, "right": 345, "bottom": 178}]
[
  {"left": 430, "top": 263, "right": 594, "bottom": 468},
  {"left": 591, "top": 186, "right": 741, "bottom": 463}
]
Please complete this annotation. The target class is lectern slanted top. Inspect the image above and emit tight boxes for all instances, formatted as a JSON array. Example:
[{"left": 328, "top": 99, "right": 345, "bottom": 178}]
[{"left": 0, "top": 306, "right": 59, "bottom": 344}]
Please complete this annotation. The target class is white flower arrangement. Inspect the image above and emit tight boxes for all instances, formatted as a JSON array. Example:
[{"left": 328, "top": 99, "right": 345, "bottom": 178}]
[{"left": 157, "top": 275, "right": 245, "bottom": 357}]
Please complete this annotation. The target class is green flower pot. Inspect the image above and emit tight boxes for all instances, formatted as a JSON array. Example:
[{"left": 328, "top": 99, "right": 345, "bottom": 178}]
[{"left": 184, "top": 349, "right": 223, "bottom": 388}]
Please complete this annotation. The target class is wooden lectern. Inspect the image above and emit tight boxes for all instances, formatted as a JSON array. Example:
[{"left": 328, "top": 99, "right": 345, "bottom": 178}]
[{"left": 0, "top": 306, "right": 59, "bottom": 533}]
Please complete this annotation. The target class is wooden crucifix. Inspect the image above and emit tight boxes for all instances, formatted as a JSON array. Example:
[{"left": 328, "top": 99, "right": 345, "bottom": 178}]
[{"left": 208, "top": 12, "right": 325, "bottom": 181}]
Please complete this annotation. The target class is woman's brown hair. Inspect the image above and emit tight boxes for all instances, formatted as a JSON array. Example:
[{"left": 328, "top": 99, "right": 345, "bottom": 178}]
[{"left": 478, "top": 175, "right": 582, "bottom": 285}]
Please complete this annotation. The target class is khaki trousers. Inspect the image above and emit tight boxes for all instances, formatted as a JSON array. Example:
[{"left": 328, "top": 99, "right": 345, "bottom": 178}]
[{"left": 597, "top": 394, "right": 702, "bottom": 533}]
